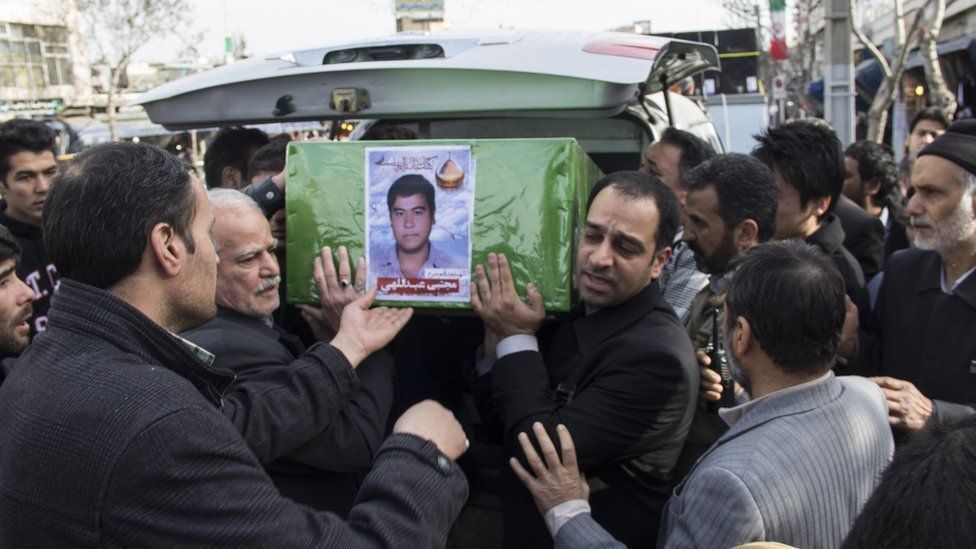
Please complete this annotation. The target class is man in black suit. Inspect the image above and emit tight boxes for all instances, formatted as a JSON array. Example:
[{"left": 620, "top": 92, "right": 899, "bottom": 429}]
[
  {"left": 844, "top": 141, "right": 910, "bottom": 261},
  {"left": 183, "top": 188, "right": 394, "bottom": 515},
  {"left": 471, "top": 171, "right": 698, "bottom": 548},
  {"left": 834, "top": 194, "right": 886, "bottom": 280}
]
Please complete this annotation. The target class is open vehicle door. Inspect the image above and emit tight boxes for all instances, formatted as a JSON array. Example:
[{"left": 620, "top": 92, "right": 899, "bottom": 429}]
[{"left": 133, "top": 31, "right": 720, "bottom": 131}]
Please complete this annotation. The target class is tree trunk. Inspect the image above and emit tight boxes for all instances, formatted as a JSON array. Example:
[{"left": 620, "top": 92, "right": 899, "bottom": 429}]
[
  {"left": 864, "top": 5, "right": 925, "bottom": 142},
  {"left": 107, "top": 66, "right": 119, "bottom": 142},
  {"left": 920, "top": 0, "right": 957, "bottom": 116}
]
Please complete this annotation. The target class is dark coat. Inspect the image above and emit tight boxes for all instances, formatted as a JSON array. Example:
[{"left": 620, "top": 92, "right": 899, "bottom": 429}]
[
  {"left": 0, "top": 203, "right": 59, "bottom": 337},
  {"left": 856, "top": 248, "right": 976, "bottom": 422},
  {"left": 883, "top": 213, "right": 911, "bottom": 260},
  {"left": 479, "top": 282, "right": 698, "bottom": 549},
  {"left": 0, "top": 279, "right": 467, "bottom": 547},
  {"left": 182, "top": 306, "right": 395, "bottom": 515},
  {"left": 806, "top": 214, "right": 875, "bottom": 356},
  {"left": 835, "top": 195, "right": 886, "bottom": 280}
]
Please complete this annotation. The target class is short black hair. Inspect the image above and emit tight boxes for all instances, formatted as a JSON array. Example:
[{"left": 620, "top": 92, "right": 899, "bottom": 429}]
[
  {"left": 845, "top": 140, "right": 900, "bottom": 211},
  {"left": 386, "top": 174, "right": 435, "bottom": 216},
  {"left": 203, "top": 127, "right": 269, "bottom": 187},
  {"left": 658, "top": 127, "right": 716, "bottom": 187},
  {"left": 752, "top": 120, "right": 845, "bottom": 216},
  {"left": 0, "top": 119, "right": 57, "bottom": 182},
  {"left": 587, "top": 170, "right": 680, "bottom": 253},
  {"left": 0, "top": 224, "right": 21, "bottom": 265},
  {"left": 842, "top": 415, "right": 976, "bottom": 549},
  {"left": 245, "top": 140, "right": 288, "bottom": 179},
  {"left": 45, "top": 143, "right": 198, "bottom": 290},
  {"left": 909, "top": 107, "right": 951, "bottom": 133},
  {"left": 685, "top": 153, "right": 779, "bottom": 242},
  {"left": 725, "top": 240, "right": 845, "bottom": 376},
  {"left": 362, "top": 124, "right": 418, "bottom": 141}
]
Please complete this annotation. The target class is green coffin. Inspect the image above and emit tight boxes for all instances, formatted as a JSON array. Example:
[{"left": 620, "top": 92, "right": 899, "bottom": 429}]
[{"left": 284, "top": 138, "right": 603, "bottom": 311}]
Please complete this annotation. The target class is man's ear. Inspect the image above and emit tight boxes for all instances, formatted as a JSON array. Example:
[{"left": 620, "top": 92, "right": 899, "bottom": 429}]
[
  {"left": 220, "top": 166, "right": 242, "bottom": 188},
  {"left": 864, "top": 178, "right": 882, "bottom": 198},
  {"left": 732, "top": 315, "right": 755, "bottom": 357},
  {"left": 650, "top": 246, "right": 672, "bottom": 280},
  {"left": 149, "top": 222, "right": 185, "bottom": 277},
  {"left": 734, "top": 219, "right": 760, "bottom": 251}
]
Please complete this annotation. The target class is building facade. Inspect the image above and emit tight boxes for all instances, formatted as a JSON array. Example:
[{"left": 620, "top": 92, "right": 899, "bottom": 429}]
[{"left": 0, "top": 0, "right": 92, "bottom": 119}]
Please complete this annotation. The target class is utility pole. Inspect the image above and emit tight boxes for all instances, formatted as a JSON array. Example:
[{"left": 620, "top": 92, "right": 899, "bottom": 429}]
[{"left": 823, "top": 0, "right": 855, "bottom": 145}]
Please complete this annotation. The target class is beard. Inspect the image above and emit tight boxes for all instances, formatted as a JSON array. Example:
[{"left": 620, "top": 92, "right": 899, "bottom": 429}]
[
  {"left": 724, "top": 331, "right": 752, "bottom": 397},
  {"left": 689, "top": 231, "right": 739, "bottom": 275},
  {"left": 0, "top": 303, "right": 32, "bottom": 357},
  {"left": 913, "top": 193, "right": 976, "bottom": 252}
]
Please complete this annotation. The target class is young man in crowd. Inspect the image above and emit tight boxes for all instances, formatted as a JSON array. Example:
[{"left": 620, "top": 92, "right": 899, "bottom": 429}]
[
  {"left": 843, "top": 140, "right": 910, "bottom": 260},
  {"left": 182, "top": 189, "right": 394, "bottom": 515},
  {"left": 472, "top": 171, "right": 698, "bottom": 548},
  {"left": 675, "top": 153, "right": 779, "bottom": 475},
  {"left": 907, "top": 107, "right": 950, "bottom": 157},
  {"left": 857, "top": 120, "right": 976, "bottom": 430},
  {"left": 203, "top": 126, "right": 269, "bottom": 188},
  {"left": 0, "top": 142, "right": 469, "bottom": 546},
  {"left": 640, "top": 128, "right": 715, "bottom": 322},
  {"left": 0, "top": 119, "right": 59, "bottom": 337},
  {"left": 752, "top": 120, "right": 872, "bottom": 359},
  {"left": 0, "top": 225, "right": 36, "bottom": 377},
  {"left": 511, "top": 241, "right": 893, "bottom": 549}
]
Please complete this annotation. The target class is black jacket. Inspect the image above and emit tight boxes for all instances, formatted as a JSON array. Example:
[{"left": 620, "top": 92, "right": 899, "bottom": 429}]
[
  {"left": 478, "top": 282, "right": 698, "bottom": 548},
  {"left": 835, "top": 195, "right": 885, "bottom": 281},
  {"left": 806, "top": 214, "right": 875, "bottom": 357},
  {"left": 856, "top": 248, "right": 976, "bottom": 422},
  {"left": 883, "top": 212, "right": 911, "bottom": 260},
  {"left": 0, "top": 202, "right": 58, "bottom": 337},
  {"left": 0, "top": 279, "right": 467, "bottom": 546},
  {"left": 182, "top": 306, "right": 395, "bottom": 515}
]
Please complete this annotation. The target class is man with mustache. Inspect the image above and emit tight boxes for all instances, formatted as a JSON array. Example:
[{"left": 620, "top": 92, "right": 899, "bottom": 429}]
[
  {"left": 0, "top": 225, "right": 36, "bottom": 378},
  {"left": 182, "top": 188, "right": 395, "bottom": 514},
  {"left": 471, "top": 171, "right": 698, "bottom": 548},
  {"left": 0, "top": 119, "right": 59, "bottom": 338},
  {"left": 857, "top": 120, "right": 976, "bottom": 430}
]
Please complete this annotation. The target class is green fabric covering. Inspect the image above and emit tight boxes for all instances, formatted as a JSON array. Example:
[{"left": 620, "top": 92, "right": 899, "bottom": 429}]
[{"left": 285, "top": 138, "right": 603, "bottom": 311}]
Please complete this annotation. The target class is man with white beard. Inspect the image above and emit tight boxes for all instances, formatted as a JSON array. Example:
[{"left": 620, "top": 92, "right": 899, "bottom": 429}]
[
  {"left": 857, "top": 120, "right": 976, "bottom": 432},
  {"left": 182, "top": 189, "right": 395, "bottom": 515}
]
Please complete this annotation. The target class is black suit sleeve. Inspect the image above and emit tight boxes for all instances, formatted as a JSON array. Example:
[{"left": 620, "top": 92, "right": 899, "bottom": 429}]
[
  {"left": 104, "top": 406, "right": 467, "bottom": 547},
  {"left": 219, "top": 343, "right": 360, "bottom": 465},
  {"left": 285, "top": 350, "right": 395, "bottom": 472},
  {"left": 490, "top": 347, "right": 691, "bottom": 469}
]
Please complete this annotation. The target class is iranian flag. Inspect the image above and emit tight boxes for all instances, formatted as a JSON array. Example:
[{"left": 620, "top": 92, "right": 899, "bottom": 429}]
[{"left": 770, "top": 0, "right": 788, "bottom": 60}]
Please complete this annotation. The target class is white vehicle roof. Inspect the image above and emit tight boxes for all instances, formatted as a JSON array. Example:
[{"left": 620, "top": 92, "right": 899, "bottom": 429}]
[{"left": 135, "top": 30, "right": 719, "bottom": 130}]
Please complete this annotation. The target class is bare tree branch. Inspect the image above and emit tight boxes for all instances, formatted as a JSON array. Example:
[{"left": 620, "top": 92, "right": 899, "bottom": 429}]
[
  {"left": 920, "top": 0, "right": 957, "bottom": 116},
  {"left": 850, "top": 0, "right": 892, "bottom": 77},
  {"left": 865, "top": 4, "right": 926, "bottom": 142},
  {"left": 73, "top": 0, "right": 195, "bottom": 141}
]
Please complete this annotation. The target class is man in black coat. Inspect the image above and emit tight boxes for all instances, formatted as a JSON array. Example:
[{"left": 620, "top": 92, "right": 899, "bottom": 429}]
[
  {"left": 182, "top": 188, "right": 394, "bottom": 515},
  {"left": 0, "top": 119, "right": 60, "bottom": 337},
  {"left": 857, "top": 121, "right": 976, "bottom": 431},
  {"left": 0, "top": 143, "right": 469, "bottom": 546},
  {"left": 752, "top": 120, "right": 870, "bottom": 361},
  {"left": 843, "top": 140, "right": 910, "bottom": 263},
  {"left": 472, "top": 171, "right": 698, "bottom": 548}
]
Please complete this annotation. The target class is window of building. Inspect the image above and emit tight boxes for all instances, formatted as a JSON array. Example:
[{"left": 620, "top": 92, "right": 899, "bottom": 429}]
[{"left": 0, "top": 22, "right": 73, "bottom": 89}]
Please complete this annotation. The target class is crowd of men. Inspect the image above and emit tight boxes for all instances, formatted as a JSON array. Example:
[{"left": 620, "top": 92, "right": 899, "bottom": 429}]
[{"left": 0, "top": 106, "right": 971, "bottom": 548}]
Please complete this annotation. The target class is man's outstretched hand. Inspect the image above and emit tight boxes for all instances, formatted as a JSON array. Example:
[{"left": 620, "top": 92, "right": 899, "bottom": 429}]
[
  {"left": 510, "top": 423, "right": 590, "bottom": 515},
  {"left": 298, "top": 245, "right": 368, "bottom": 338},
  {"left": 471, "top": 253, "right": 545, "bottom": 339},
  {"left": 330, "top": 290, "right": 412, "bottom": 367}
]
